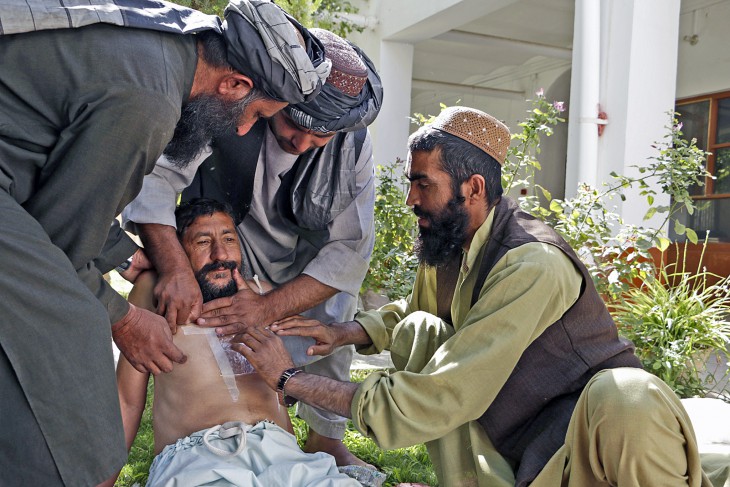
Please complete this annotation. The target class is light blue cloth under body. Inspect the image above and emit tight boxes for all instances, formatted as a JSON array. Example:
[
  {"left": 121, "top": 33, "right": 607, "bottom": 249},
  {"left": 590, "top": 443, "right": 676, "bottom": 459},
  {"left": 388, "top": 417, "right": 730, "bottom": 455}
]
[{"left": 147, "top": 421, "right": 361, "bottom": 487}]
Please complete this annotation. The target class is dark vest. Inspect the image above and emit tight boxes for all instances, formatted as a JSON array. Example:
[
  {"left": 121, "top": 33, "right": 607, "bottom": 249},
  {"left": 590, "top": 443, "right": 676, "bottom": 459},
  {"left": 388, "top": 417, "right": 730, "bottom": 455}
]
[
  {"left": 181, "top": 121, "right": 367, "bottom": 227},
  {"left": 473, "top": 197, "right": 641, "bottom": 486}
]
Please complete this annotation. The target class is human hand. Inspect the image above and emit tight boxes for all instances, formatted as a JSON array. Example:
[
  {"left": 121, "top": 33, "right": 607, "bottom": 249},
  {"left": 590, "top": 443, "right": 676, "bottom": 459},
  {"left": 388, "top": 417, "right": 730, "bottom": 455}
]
[
  {"left": 197, "top": 269, "right": 270, "bottom": 335},
  {"left": 269, "top": 316, "right": 338, "bottom": 356},
  {"left": 231, "top": 327, "right": 295, "bottom": 390},
  {"left": 154, "top": 266, "right": 203, "bottom": 328},
  {"left": 118, "top": 248, "right": 152, "bottom": 284},
  {"left": 112, "top": 303, "right": 187, "bottom": 375}
]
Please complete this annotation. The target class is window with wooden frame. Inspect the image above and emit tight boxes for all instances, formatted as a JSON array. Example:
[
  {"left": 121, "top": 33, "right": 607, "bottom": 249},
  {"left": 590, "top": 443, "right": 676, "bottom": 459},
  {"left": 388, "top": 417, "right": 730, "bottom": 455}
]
[{"left": 674, "top": 91, "right": 730, "bottom": 243}]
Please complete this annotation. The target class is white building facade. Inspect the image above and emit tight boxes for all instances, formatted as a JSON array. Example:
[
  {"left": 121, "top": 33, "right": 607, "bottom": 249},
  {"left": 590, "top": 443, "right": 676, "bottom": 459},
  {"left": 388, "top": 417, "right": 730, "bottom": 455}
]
[{"left": 345, "top": 0, "right": 730, "bottom": 258}]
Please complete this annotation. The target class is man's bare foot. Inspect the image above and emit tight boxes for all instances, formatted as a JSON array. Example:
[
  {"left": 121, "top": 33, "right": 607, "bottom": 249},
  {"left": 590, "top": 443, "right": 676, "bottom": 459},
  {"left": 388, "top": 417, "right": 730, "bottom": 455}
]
[{"left": 303, "top": 428, "right": 371, "bottom": 467}]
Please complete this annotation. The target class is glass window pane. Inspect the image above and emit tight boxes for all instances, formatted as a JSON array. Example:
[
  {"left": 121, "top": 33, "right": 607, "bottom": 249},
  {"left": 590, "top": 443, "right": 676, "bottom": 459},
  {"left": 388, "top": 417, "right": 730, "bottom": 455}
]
[
  {"left": 717, "top": 98, "right": 730, "bottom": 144},
  {"left": 714, "top": 148, "right": 730, "bottom": 195},
  {"left": 677, "top": 100, "right": 710, "bottom": 150},
  {"left": 676, "top": 101, "right": 710, "bottom": 196},
  {"left": 671, "top": 198, "right": 730, "bottom": 243}
]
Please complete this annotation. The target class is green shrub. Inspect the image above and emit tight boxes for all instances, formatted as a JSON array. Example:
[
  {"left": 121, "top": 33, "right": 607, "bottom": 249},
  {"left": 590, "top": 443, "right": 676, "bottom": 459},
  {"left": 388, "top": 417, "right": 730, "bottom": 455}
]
[
  {"left": 361, "top": 161, "right": 419, "bottom": 300},
  {"left": 611, "top": 241, "right": 730, "bottom": 398},
  {"left": 176, "top": 0, "right": 363, "bottom": 38}
]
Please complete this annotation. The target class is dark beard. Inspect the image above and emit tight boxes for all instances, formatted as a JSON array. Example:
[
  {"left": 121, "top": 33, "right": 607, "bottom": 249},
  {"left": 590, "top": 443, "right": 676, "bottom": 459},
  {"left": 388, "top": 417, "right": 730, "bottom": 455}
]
[
  {"left": 163, "top": 91, "right": 257, "bottom": 168},
  {"left": 413, "top": 196, "right": 470, "bottom": 267},
  {"left": 194, "top": 260, "right": 240, "bottom": 303}
]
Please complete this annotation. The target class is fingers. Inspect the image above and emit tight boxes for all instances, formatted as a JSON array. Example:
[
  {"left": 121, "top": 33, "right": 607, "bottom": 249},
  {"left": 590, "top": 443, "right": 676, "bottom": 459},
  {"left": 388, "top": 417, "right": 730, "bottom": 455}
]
[
  {"left": 233, "top": 327, "right": 275, "bottom": 348},
  {"left": 201, "top": 296, "right": 233, "bottom": 315},
  {"left": 246, "top": 326, "right": 273, "bottom": 341},
  {"left": 188, "top": 298, "right": 202, "bottom": 323},
  {"left": 233, "top": 268, "right": 247, "bottom": 289},
  {"left": 152, "top": 358, "right": 173, "bottom": 375},
  {"left": 132, "top": 360, "right": 159, "bottom": 376},
  {"left": 176, "top": 302, "right": 193, "bottom": 325},
  {"left": 230, "top": 342, "right": 251, "bottom": 356},
  {"left": 165, "top": 343, "right": 187, "bottom": 365},
  {"left": 270, "top": 317, "right": 317, "bottom": 331},
  {"left": 165, "top": 306, "right": 178, "bottom": 330},
  {"left": 272, "top": 326, "right": 322, "bottom": 338},
  {"left": 307, "top": 344, "right": 332, "bottom": 356},
  {"left": 213, "top": 324, "right": 245, "bottom": 336},
  {"left": 196, "top": 312, "right": 230, "bottom": 326},
  {"left": 271, "top": 315, "right": 307, "bottom": 326},
  {"left": 232, "top": 330, "right": 261, "bottom": 352}
]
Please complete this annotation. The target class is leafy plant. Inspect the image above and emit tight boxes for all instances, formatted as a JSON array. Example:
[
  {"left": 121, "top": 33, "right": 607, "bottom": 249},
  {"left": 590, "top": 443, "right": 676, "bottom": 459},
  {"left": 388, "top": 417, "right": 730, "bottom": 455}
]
[
  {"left": 361, "top": 161, "right": 419, "bottom": 300},
  {"left": 503, "top": 89, "right": 565, "bottom": 200},
  {"left": 505, "top": 93, "right": 711, "bottom": 303},
  {"left": 177, "top": 0, "right": 364, "bottom": 38},
  {"left": 611, "top": 239, "right": 730, "bottom": 398}
]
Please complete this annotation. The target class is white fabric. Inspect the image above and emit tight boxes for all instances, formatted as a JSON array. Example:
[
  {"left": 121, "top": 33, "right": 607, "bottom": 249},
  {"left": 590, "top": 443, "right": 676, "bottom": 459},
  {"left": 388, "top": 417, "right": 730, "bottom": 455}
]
[
  {"left": 146, "top": 421, "right": 360, "bottom": 487},
  {"left": 682, "top": 398, "right": 730, "bottom": 487}
]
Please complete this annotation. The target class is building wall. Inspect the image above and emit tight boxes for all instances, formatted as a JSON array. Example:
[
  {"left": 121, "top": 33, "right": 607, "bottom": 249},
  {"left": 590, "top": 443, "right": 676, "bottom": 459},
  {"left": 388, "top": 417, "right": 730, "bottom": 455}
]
[{"left": 677, "top": 1, "right": 730, "bottom": 99}]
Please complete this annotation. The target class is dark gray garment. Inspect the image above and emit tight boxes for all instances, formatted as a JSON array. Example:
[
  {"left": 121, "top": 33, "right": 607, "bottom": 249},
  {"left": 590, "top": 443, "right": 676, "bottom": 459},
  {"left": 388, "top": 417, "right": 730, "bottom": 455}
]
[
  {"left": 222, "top": 0, "right": 327, "bottom": 103},
  {"left": 0, "top": 0, "right": 221, "bottom": 35},
  {"left": 0, "top": 24, "right": 196, "bottom": 485},
  {"left": 0, "top": 0, "right": 328, "bottom": 105}
]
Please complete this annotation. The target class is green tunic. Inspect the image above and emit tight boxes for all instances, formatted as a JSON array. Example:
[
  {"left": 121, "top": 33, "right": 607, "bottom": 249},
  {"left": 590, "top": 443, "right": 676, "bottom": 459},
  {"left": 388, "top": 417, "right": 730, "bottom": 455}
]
[
  {"left": 351, "top": 211, "right": 583, "bottom": 486},
  {"left": 0, "top": 24, "right": 196, "bottom": 485}
]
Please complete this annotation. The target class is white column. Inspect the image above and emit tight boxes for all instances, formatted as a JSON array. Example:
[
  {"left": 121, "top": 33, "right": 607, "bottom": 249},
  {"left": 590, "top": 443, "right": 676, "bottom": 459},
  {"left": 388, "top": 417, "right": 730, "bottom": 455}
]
[
  {"left": 372, "top": 40, "right": 414, "bottom": 166},
  {"left": 565, "top": 0, "right": 601, "bottom": 195},
  {"left": 598, "top": 0, "right": 680, "bottom": 228}
]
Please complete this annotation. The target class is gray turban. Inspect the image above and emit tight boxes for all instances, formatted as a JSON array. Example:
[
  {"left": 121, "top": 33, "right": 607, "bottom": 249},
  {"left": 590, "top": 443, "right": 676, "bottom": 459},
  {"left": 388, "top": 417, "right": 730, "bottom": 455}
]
[
  {"left": 223, "top": 0, "right": 332, "bottom": 104},
  {"left": 285, "top": 28, "right": 383, "bottom": 133}
]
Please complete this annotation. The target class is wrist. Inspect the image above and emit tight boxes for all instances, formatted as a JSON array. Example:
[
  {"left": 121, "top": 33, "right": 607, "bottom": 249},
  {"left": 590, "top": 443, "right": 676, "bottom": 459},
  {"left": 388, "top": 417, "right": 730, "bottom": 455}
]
[
  {"left": 257, "top": 290, "right": 279, "bottom": 326},
  {"left": 114, "top": 255, "right": 134, "bottom": 276},
  {"left": 341, "top": 320, "right": 371, "bottom": 347},
  {"left": 276, "top": 367, "right": 302, "bottom": 407},
  {"left": 112, "top": 302, "right": 141, "bottom": 333}
]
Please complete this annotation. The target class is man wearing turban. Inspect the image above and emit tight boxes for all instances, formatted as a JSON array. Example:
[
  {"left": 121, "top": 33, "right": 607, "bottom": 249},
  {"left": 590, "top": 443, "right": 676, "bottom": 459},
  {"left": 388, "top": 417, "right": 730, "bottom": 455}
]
[
  {"left": 0, "top": 1, "right": 329, "bottom": 485},
  {"left": 120, "top": 27, "right": 383, "bottom": 466}
]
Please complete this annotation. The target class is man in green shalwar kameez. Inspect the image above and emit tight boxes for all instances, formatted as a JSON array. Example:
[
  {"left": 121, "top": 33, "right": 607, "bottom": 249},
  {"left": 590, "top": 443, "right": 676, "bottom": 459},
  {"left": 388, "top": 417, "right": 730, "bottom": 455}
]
[{"left": 235, "top": 107, "right": 715, "bottom": 487}]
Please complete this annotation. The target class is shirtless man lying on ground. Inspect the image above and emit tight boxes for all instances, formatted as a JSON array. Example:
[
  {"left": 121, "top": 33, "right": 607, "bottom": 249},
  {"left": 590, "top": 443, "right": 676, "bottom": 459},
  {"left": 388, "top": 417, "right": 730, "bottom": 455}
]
[{"left": 105, "top": 199, "right": 382, "bottom": 486}]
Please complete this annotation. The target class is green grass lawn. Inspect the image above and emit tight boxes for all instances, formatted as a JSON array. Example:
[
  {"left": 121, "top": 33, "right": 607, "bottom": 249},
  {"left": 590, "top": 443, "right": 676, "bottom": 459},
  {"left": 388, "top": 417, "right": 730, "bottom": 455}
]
[{"left": 112, "top": 370, "right": 437, "bottom": 487}]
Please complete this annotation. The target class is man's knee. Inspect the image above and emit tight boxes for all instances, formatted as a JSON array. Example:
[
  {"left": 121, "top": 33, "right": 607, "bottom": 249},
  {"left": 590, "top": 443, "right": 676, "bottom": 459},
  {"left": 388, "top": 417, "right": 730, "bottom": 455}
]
[
  {"left": 390, "top": 311, "right": 454, "bottom": 372},
  {"left": 583, "top": 367, "right": 681, "bottom": 431}
]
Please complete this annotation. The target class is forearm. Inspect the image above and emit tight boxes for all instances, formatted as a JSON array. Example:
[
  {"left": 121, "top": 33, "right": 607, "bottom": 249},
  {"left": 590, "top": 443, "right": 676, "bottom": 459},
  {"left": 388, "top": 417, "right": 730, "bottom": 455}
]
[
  {"left": 263, "top": 275, "right": 337, "bottom": 324},
  {"left": 116, "top": 356, "right": 150, "bottom": 450},
  {"left": 138, "top": 223, "right": 189, "bottom": 275},
  {"left": 284, "top": 372, "right": 360, "bottom": 419},
  {"left": 335, "top": 320, "right": 373, "bottom": 347}
]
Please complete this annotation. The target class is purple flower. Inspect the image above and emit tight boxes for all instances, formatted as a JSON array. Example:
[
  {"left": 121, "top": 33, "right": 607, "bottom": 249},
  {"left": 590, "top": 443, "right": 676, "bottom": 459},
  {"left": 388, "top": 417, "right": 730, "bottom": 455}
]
[
  {"left": 674, "top": 122, "right": 683, "bottom": 131},
  {"left": 535, "top": 88, "right": 544, "bottom": 98},
  {"left": 553, "top": 101, "right": 565, "bottom": 112}
]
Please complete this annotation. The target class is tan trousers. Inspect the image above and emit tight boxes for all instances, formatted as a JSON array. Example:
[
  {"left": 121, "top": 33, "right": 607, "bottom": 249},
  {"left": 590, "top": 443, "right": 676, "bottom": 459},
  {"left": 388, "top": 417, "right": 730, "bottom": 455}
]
[
  {"left": 390, "top": 315, "right": 713, "bottom": 486},
  {"left": 533, "top": 367, "right": 713, "bottom": 487}
]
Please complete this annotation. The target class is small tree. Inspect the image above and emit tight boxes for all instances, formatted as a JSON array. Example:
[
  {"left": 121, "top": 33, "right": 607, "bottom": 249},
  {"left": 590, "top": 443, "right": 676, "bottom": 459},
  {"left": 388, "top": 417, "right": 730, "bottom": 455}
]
[
  {"left": 177, "top": 0, "right": 363, "bottom": 38},
  {"left": 503, "top": 94, "right": 710, "bottom": 303},
  {"left": 361, "top": 161, "right": 418, "bottom": 300}
]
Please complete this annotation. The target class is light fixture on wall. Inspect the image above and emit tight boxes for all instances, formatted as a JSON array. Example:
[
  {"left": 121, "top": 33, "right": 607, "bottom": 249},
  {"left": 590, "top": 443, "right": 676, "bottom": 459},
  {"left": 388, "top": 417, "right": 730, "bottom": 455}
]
[
  {"left": 683, "top": 33, "right": 700, "bottom": 45},
  {"left": 682, "top": 7, "right": 702, "bottom": 46}
]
